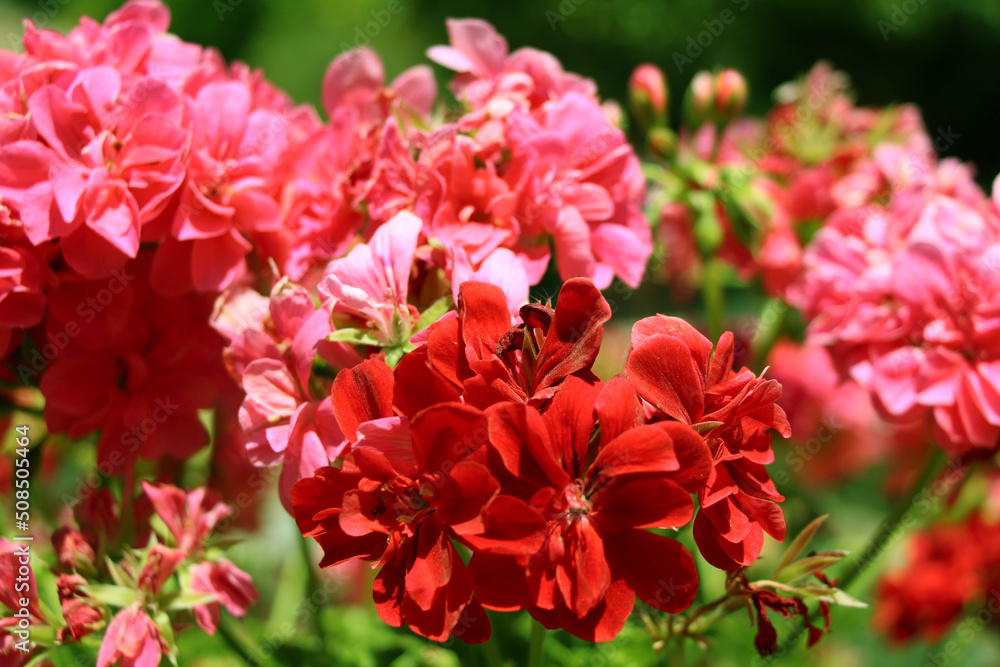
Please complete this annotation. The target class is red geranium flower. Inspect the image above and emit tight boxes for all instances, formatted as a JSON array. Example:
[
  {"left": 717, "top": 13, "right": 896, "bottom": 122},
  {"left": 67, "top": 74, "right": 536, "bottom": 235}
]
[
  {"left": 420, "top": 278, "right": 611, "bottom": 411},
  {"left": 626, "top": 316, "right": 791, "bottom": 570},
  {"left": 292, "top": 359, "right": 515, "bottom": 643},
  {"left": 468, "top": 376, "right": 712, "bottom": 641}
]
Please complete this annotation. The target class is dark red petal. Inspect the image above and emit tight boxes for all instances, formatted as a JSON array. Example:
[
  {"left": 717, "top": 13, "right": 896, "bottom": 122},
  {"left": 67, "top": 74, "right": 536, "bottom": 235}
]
[
  {"left": 394, "top": 347, "right": 461, "bottom": 417},
  {"left": 530, "top": 576, "right": 634, "bottom": 642},
  {"left": 450, "top": 597, "right": 492, "bottom": 645},
  {"left": 626, "top": 333, "right": 705, "bottom": 423},
  {"left": 595, "top": 375, "right": 644, "bottom": 446},
  {"left": 591, "top": 422, "right": 710, "bottom": 490},
  {"left": 707, "top": 331, "right": 736, "bottom": 387},
  {"left": 606, "top": 529, "right": 699, "bottom": 613},
  {"left": 693, "top": 508, "right": 764, "bottom": 570},
  {"left": 410, "top": 403, "right": 489, "bottom": 473},
  {"left": 462, "top": 357, "right": 524, "bottom": 408},
  {"left": 631, "top": 315, "right": 713, "bottom": 374},
  {"left": 460, "top": 495, "right": 548, "bottom": 555},
  {"left": 457, "top": 281, "right": 512, "bottom": 361},
  {"left": 434, "top": 461, "right": 500, "bottom": 533},
  {"left": 556, "top": 519, "right": 610, "bottom": 618},
  {"left": 331, "top": 357, "right": 395, "bottom": 443},
  {"left": 593, "top": 478, "right": 694, "bottom": 530},
  {"left": 533, "top": 278, "right": 611, "bottom": 395},
  {"left": 426, "top": 315, "right": 467, "bottom": 388},
  {"left": 405, "top": 520, "right": 454, "bottom": 612},
  {"left": 291, "top": 472, "right": 387, "bottom": 568},
  {"left": 738, "top": 493, "right": 787, "bottom": 542},
  {"left": 469, "top": 552, "right": 531, "bottom": 611},
  {"left": 487, "top": 403, "right": 570, "bottom": 489},
  {"left": 373, "top": 558, "right": 405, "bottom": 628},
  {"left": 542, "top": 376, "right": 600, "bottom": 478}
]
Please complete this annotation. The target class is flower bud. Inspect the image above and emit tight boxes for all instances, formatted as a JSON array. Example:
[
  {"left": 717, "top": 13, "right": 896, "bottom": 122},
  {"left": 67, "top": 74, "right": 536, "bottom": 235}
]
[
  {"left": 714, "top": 69, "right": 748, "bottom": 122},
  {"left": 684, "top": 69, "right": 748, "bottom": 128},
  {"left": 628, "top": 63, "right": 668, "bottom": 132},
  {"left": 684, "top": 71, "right": 715, "bottom": 127},
  {"left": 648, "top": 127, "right": 677, "bottom": 159}
]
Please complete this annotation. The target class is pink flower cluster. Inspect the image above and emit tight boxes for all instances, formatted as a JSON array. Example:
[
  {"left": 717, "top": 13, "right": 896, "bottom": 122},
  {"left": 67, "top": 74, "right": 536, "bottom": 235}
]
[{"left": 795, "top": 142, "right": 1000, "bottom": 453}]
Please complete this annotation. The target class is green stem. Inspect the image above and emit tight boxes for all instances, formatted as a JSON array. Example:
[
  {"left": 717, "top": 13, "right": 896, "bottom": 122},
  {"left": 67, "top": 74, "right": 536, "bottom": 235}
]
[
  {"left": 218, "top": 614, "right": 282, "bottom": 667},
  {"left": 837, "top": 446, "right": 949, "bottom": 592},
  {"left": 704, "top": 258, "right": 726, "bottom": 341},
  {"left": 750, "top": 297, "right": 789, "bottom": 370},
  {"left": 481, "top": 632, "right": 504, "bottom": 667},
  {"left": 299, "top": 534, "right": 327, "bottom": 652},
  {"left": 527, "top": 617, "right": 546, "bottom": 667}
]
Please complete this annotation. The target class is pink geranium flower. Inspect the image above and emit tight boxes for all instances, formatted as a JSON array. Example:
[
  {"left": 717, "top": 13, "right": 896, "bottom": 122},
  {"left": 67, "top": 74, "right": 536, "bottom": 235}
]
[
  {"left": 319, "top": 209, "right": 423, "bottom": 345},
  {"left": 427, "top": 18, "right": 595, "bottom": 124},
  {"left": 0, "top": 66, "right": 187, "bottom": 278},
  {"left": 189, "top": 558, "right": 259, "bottom": 634},
  {"left": 798, "top": 146, "right": 1000, "bottom": 452},
  {"left": 153, "top": 77, "right": 318, "bottom": 293},
  {"left": 97, "top": 604, "right": 169, "bottom": 667},
  {"left": 505, "top": 92, "right": 652, "bottom": 288}
]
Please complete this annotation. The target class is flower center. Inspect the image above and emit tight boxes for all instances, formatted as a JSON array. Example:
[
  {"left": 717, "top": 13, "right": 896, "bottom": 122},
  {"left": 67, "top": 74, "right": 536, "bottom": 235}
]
[{"left": 563, "top": 480, "right": 591, "bottom": 517}]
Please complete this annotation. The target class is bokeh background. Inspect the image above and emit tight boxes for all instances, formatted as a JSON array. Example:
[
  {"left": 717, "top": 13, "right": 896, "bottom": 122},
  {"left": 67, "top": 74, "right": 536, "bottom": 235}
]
[{"left": 4, "top": 1, "right": 1000, "bottom": 665}]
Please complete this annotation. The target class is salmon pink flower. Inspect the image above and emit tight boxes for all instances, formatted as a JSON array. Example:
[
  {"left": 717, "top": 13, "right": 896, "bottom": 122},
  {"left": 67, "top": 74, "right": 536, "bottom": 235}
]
[
  {"left": 0, "top": 66, "right": 187, "bottom": 278},
  {"left": 427, "top": 18, "right": 595, "bottom": 124},
  {"left": 141, "top": 482, "right": 231, "bottom": 555},
  {"left": 506, "top": 93, "right": 652, "bottom": 288}
]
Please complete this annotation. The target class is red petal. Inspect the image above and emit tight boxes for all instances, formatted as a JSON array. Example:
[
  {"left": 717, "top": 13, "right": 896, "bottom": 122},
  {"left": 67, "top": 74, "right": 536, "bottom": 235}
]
[
  {"left": 595, "top": 375, "right": 644, "bottom": 446},
  {"left": 593, "top": 478, "right": 694, "bottom": 530},
  {"left": 434, "top": 461, "right": 499, "bottom": 533},
  {"left": 487, "top": 403, "right": 569, "bottom": 489},
  {"left": 410, "top": 403, "right": 488, "bottom": 473},
  {"left": 531, "top": 577, "right": 634, "bottom": 642},
  {"left": 542, "top": 375, "right": 600, "bottom": 478},
  {"left": 626, "top": 333, "right": 705, "bottom": 422},
  {"left": 457, "top": 281, "right": 512, "bottom": 361},
  {"left": 393, "top": 347, "right": 461, "bottom": 416},
  {"left": 331, "top": 357, "right": 395, "bottom": 442},
  {"left": 606, "top": 529, "right": 699, "bottom": 613},
  {"left": 533, "top": 278, "right": 611, "bottom": 395}
]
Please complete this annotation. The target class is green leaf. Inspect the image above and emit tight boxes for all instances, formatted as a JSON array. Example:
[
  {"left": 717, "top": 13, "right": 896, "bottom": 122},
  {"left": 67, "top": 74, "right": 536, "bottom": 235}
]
[
  {"left": 383, "top": 344, "right": 413, "bottom": 370},
  {"left": 690, "top": 420, "right": 724, "bottom": 435},
  {"left": 30, "top": 552, "right": 65, "bottom": 628},
  {"left": 327, "top": 328, "right": 381, "bottom": 347},
  {"left": 823, "top": 588, "right": 868, "bottom": 609},
  {"left": 414, "top": 296, "right": 451, "bottom": 333},
  {"left": 775, "top": 551, "right": 849, "bottom": 583},
  {"left": 83, "top": 584, "right": 142, "bottom": 608},
  {"left": 165, "top": 590, "right": 218, "bottom": 611},
  {"left": 773, "top": 514, "right": 828, "bottom": 579},
  {"left": 155, "top": 610, "right": 179, "bottom": 666}
]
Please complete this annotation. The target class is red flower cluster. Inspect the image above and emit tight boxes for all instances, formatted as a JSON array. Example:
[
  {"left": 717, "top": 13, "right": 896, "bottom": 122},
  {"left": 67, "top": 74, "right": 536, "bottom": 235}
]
[
  {"left": 875, "top": 508, "right": 1000, "bottom": 643},
  {"left": 292, "top": 278, "right": 790, "bottom": 642}
]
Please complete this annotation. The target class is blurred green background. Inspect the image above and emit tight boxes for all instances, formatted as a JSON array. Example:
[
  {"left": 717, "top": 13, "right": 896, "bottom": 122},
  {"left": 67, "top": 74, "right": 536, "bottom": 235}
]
[
  {"left": 5, "top": 1, "right": 1000, "bottom": 665},
  {"left": 2, "top": 0, "right": 998, "bottom": 183}
]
